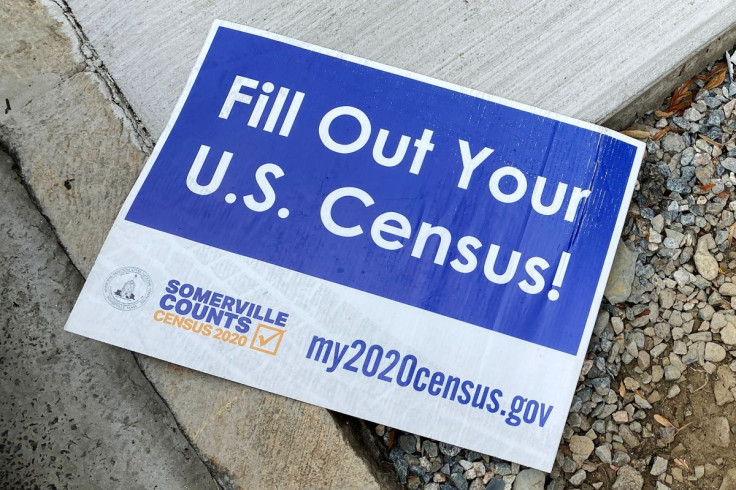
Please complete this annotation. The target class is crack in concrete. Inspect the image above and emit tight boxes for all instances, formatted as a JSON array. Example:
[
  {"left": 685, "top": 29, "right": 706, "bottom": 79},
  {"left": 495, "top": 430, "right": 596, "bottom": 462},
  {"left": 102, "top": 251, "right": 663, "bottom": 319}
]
[
  {"left": 47, "top": 0, "right": 154, "bottom": 153},
  {"left": 4, "top": 2, "right": 230, "bottom": 488}
]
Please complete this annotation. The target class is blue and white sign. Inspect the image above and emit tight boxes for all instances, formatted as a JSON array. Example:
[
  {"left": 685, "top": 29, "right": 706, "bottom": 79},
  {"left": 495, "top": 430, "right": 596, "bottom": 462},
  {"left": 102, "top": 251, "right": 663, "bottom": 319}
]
[{"left": 66, "top": 20, "right": 643, "bottom": 471}]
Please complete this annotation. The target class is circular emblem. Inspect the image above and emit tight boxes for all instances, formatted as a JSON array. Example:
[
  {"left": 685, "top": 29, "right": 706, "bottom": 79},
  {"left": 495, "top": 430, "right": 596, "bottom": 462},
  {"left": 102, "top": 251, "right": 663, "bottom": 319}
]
[{"left": 103, "top": 267, "right": 153, "bottom": 311}]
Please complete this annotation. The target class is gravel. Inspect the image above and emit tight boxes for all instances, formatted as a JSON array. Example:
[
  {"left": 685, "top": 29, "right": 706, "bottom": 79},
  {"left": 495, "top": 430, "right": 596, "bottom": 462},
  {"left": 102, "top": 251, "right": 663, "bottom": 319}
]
[{"left": 378, "top": 57, "right": 736, "bottom": 490}]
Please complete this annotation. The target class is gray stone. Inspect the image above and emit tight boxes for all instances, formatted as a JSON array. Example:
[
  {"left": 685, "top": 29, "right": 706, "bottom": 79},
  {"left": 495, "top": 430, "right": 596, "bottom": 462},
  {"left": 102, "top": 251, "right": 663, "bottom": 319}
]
[
  {"left": 569, "top": 435, "right": 595, "bottom": 459},
  {"left": 569, "top": 469, "right": 586, "bottom": 486},
  {"left": 723, "top": 158, "right": 736, "bottom": 173},
  {"left": 684, "top": 107, "right": 703, "bottom": 121},
  {"left": 450, "top": 472, "right": 469, "bottom": 490},
  {"left": 651, "top": 456, "right": 669, "bottom": 476},
  {"left": 619, "top": 425, "right": 640, "bottom": 448},
  {"left": 666, "top": 178, "right": 691, "bottom": 194},
  {"left": 439, "top": 442, "right": 461, "bottom": 457},
  {"left": 673, "top": 269, "right": 691, "bottom": 286},
  {"left": 695, "top": 234, "right": 720, "bottom": 281},
  {"left": 512, "top": 469, "right": 546, "bottom": 490},
  {"left": 595, "top": 444, "right": 613, "bottom": 464},
  {"left": 722, "top": 324, "right": 736, "bottom": 345},
  {"left": 721, "top": 283, "right": 736, "bottom": 296},
  {"left": 682, "top": 343, "right": 702, "bottom": 365},
  {"left": 712, "top": 312, "right": 729, "bottom": 332},
  {"left": 660, "top": 289, "right": 676, "bottom": 309},
  {"left": 634, "top": 394, "right": 652, "bottom": 409},
  {"left": 713, "top": 417, "right": 731, "bottom": 447},
  {"left": 651, "top": 214, "right": 665, "bottom": 233},
  {"left": 705, "top": 342, "right": 728, "bottom": 362},
  {"left": 486, "top": 477, "right": 506, "bottom": 490},
  {"left": 594, "top": 310, "right": 611, "bottom": 336},
  {"left": 661, "top": 133, "right": 687, "bottom": 152},
  {"left": 423, "top": 441, "right": 439, "bottom": 458},
  {"left": 613, "top": 465, "right": 644, "bottom": 490},
  {"left": 668, "top": 384, "right": 681, "bottom": 399},
  {"left": 605, "top": 241, "right": 638, "bottom": 304},
  {"left": 708, "top": 109, "right": 725, "bottom": 126},
  {"left": 612, "top": 451, "right": 631, "bottom": 467},
  {"left": 399, "top": 434, "right": 418, "bottom": 454},
  {"left": 0, "top": 150, "right": 216, "bottom": 489},
  {"left": 664, "top": 365, "right": 682, "bottom": 381}
]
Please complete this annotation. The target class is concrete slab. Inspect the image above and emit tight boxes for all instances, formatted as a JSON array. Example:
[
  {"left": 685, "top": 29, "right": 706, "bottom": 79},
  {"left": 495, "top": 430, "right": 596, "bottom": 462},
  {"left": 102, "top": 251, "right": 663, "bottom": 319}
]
[
  {"left": 0, "top": 149, "right": 216, "bottom": 489},
  {"left": 0, "top": 2, "right": 387, "bottom": 487},
  {"left": 67, "top": 0, "right": 736, "bottom": 136}
]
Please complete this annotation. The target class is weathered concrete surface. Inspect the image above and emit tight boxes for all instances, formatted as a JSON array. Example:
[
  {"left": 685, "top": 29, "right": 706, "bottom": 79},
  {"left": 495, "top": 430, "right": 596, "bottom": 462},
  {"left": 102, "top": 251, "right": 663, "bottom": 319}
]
[
  {"left": 0, "top": 149, "right": 217, "bottom": 489},
  {"left": 0, "top": 0, "right": 147, "bottom": 271},
  {"left": 0, "top": 2, "right": 387, "bottom": 488},
  {"left": 139, "top": 358, "right": 389, "bottom": 489},
  {"left": 67, "top": 0, "right": 736, "bottom": 136}
]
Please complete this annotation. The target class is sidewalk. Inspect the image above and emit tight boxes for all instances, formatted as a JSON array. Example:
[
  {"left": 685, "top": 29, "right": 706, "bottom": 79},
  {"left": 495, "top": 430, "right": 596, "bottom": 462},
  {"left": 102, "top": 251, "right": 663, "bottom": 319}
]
[{"left": 0, "top": 149, "right": 216, "bottom": 489}]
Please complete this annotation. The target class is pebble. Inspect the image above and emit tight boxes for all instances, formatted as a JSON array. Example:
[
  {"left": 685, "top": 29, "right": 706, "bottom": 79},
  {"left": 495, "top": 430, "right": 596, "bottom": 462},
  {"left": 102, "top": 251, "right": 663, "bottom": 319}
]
[
  {"left": 485, "top": 478, "right": 505, "bottom": 490},
  {"left": 512, "top": 469, "right": 545, "bottom": 490},
  {"left": 604, "top": 241, "right": 638, "bottom": 304},
  {"left": 714, "top": 416, "right": 731, "bottom": 447},
  {"left": 661, "top": 133, "right": 686, "bottom": 153},
  {"left": 399, "top": 434, "right": 417, "bottom": 454},
  {"left": 651, "top": 456, "right": 668, "bottom": 476},
  {"left": 569, "top": 469, "right": 586, "bottom": 486},
  {"left": 722, "top": 324, "right": 736, "bottom": 345},
  {"left": 379, "top": 58, "right": 736, "bottom": 490},
  {"left": 706, "top": 342, "right": 728, "bottom": 362},
  {"left": 613, "top": 465, "right": 644, "bottom": 490},
  {"left": 449, "top": 472, "right": 468, "bottom": 490},
  {"left": 439, "top": 442, "right": 461, "bottom": 457},
  {"left": 595, "top": 444, "right": 612, "bottom": 464},
  {"left": 684, "top": 107, "right": 703, "bottom": 121},
  {"left": 721, "top": 283, "right": 736, "bottom": 296},
  {"left": 568, "top": 435, "right": 594, "bottom": 459},
  {"left": 664, "top": 365, "right": 682, "bottom": 381},
  {"left": 694, "top": 235, "right": 720, "bottom": 280}
]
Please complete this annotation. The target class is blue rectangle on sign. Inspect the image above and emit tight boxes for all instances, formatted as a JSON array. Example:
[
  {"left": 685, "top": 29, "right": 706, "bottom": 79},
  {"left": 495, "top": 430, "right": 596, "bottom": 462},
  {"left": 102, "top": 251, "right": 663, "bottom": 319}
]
[{"left": 126, "top": 24, "right": 641, "bottom": 355}]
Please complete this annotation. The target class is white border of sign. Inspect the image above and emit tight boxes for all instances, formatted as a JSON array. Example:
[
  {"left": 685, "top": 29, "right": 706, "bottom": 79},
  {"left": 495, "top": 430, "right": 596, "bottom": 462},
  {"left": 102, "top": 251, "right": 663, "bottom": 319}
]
[{"left": 99, "top": 19, "right": 646, "bottom": 470}]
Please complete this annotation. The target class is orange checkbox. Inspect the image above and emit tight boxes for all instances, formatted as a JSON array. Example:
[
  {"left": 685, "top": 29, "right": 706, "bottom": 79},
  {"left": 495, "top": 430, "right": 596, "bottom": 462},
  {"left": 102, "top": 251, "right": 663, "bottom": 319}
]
[{"left": 249, "top": 324, "right": 286, "bottom": 355}]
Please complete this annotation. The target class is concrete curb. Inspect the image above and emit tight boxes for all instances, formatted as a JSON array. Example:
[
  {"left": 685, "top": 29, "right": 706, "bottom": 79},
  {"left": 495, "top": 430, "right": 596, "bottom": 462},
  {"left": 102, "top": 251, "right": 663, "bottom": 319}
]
[{"left": 1, "top": 2, "right": 388, "bottom": 488}]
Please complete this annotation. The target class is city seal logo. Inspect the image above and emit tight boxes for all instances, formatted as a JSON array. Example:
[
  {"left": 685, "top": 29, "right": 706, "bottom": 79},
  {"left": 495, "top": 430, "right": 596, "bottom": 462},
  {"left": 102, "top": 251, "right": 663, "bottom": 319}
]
[{"left": 103, "top": 267, "right": 153, "bottom": 311}]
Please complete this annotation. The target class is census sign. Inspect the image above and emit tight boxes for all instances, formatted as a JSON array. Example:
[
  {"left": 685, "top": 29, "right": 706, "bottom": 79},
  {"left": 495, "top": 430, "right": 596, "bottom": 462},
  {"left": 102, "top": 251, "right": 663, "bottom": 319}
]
[{"left": 65, "top": 20, "right": 644, "bottom": 470}]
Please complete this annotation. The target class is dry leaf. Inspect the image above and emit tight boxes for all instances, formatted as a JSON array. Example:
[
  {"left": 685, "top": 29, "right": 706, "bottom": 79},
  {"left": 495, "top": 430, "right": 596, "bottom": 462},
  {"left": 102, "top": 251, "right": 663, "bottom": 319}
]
[
  {"left": 654, "top": 110, "right": 676, "bottom": 118},
  {"left": 699, "top": 135, "right": 723, "bottom": 147},
  {"left": 652, "top": 127, "right": 671, "bottom": 141},
  {"left": 674, "top": 458, "right": 689, "bottom": 470},
  {"left": 705, "top": 69, "right": 727, "bottom": 90},
  {"left": 700, "top": 183, "right": 716, "bottom": 191},
  {"left": 718, "top": 190, "right": 731, "bottom": 199},
  {"left": 729, "top": 222, "right": 736, "bottom": 247},
  {"left": 387, "top": 429, "right": 397, "bottom": 449},
  {"left": 619, "top": 381, "right": 626, "bottom": 398},
  {"left": 667, "top": 80, "right": 695, "bottom": 113},
  {"left": 621, "top": 129, "right": 650, "bottom": 140},
  {"left": 634, "top": 308, "right": 651, "bottom": 318},
  {"left": 633, "top": 389, "right": 645, "bottom": 398},
  {"left": 653, "top": 414, "right": 676, "bottom": 429}
]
